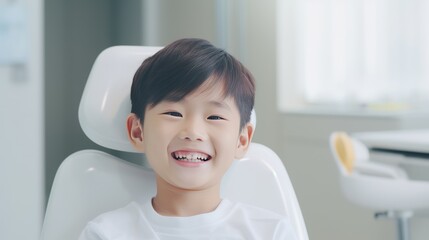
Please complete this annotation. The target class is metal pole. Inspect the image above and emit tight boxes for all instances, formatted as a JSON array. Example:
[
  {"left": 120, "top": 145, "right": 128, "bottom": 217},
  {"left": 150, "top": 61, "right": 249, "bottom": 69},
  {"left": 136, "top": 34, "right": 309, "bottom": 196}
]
[{"left": 396, "top": 215, "right": 410, "bottom": 240}]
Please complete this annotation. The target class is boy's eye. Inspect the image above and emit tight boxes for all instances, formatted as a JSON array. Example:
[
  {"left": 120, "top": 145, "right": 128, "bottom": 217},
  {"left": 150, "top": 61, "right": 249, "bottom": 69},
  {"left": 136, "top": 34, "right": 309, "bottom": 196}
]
[
  {"left": 207, "top": 115, "right": 225, "bottom": 120},
  {"left": 163, "top": 112, "right": 183, "bottom": 117}
]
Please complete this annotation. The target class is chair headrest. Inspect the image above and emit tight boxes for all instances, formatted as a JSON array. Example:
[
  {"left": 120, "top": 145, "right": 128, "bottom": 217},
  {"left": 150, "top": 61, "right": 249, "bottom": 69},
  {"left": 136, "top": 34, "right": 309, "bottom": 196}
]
[
  {"left": 79, "top": 46, "right": 162, "bottom": 152},
  {"left": 79, "top": 46, "right": 256, "bottom": 152}
]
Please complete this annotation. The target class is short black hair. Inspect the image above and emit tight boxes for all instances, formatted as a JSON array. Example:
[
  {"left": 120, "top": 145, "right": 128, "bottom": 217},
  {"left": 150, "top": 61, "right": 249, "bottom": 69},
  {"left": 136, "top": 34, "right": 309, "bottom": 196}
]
[{"left": 130, "top": 38, "right": 255, "bottom": 129}]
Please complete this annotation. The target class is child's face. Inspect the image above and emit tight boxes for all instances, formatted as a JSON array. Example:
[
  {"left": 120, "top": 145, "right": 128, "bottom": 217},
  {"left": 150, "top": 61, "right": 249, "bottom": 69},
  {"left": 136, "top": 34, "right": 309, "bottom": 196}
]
[{"left": 128, "top": 79, "right": 253, "bottom": 191}]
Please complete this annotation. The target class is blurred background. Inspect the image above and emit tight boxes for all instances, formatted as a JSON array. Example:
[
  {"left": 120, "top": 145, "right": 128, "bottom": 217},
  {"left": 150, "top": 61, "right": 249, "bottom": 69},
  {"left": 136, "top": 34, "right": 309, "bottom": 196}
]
[{"left": 1, "top": 0, "right": 429, "bottom": 239}]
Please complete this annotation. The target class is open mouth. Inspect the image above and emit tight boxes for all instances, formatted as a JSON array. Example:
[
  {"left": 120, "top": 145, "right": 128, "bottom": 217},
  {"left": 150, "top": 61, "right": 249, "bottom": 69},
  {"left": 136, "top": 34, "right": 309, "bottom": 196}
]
[{"left": 172, "top": 151, "right": 212, "bottom": 162}]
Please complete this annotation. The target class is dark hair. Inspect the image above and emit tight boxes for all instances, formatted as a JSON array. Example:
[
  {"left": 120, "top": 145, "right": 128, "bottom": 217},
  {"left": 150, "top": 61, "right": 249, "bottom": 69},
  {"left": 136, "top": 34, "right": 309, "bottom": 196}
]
[{"left": 130, "top": 38, "right": 255, "bottom": 129}]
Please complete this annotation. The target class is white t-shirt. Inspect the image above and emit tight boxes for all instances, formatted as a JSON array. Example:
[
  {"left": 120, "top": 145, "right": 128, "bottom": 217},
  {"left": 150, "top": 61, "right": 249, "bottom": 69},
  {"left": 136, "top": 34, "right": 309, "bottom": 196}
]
[{"left": 79, "top": 199, "right": 298, "bottom": 240}]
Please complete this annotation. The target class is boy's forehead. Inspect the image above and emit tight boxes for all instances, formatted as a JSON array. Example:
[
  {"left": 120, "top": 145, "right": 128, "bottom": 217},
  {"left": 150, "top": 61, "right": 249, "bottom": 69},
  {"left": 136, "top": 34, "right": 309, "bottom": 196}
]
[{"left": 188, "top": 78, "right": 227, "bottom": 98}]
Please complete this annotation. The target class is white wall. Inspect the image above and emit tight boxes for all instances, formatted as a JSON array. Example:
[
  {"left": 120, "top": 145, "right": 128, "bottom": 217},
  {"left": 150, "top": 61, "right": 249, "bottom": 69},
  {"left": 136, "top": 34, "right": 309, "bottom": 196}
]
[
  {"left": 0, "top": 0, "right": 44, "bottom": 239},
  {"left": 142, "top": 0, "right": 217, "bottom": 46}
]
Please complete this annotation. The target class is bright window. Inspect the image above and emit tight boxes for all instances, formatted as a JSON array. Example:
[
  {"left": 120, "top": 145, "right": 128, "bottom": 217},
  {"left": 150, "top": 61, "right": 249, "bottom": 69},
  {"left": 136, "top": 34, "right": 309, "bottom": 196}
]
[{"left": 277, "top": 0, "right": 429, "bottom": 113}]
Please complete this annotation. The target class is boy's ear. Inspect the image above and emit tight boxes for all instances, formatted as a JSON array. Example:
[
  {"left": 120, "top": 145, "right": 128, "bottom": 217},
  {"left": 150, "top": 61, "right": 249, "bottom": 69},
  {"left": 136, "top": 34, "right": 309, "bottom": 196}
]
[
  {"left": 234, "top": 123, "right": 254, "bottom": 159},
  {"left": 126, "top": 113, "right": 145, "bottom": 152}
]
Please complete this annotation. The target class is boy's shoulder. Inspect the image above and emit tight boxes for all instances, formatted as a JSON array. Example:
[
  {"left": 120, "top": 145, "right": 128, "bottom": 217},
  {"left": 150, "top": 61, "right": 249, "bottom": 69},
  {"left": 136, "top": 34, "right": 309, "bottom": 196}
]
[
  {"left": 223, "top": 200, "right": 298, "bottom": 239},
  {"left": 80, "top": 201, "right": 166, "bottom": 240},
  {"left": 90, "top": 201, "right": 142, "bottom": 224}
]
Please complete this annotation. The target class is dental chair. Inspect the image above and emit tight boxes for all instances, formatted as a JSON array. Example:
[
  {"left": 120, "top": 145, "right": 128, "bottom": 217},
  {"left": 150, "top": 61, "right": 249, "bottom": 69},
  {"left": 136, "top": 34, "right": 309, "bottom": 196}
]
[
  {"left": 40, "top": 46, "right": 308, "bottom": 240},
  {"left": 330, "top": 132, "right": 429, "bottom": 240}
]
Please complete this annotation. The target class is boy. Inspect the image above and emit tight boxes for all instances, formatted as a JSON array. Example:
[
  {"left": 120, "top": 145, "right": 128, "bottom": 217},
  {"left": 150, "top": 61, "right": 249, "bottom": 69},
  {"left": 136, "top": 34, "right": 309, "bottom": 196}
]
[{"left": 79, "top": 38, "right": 297, "bottom": 239}]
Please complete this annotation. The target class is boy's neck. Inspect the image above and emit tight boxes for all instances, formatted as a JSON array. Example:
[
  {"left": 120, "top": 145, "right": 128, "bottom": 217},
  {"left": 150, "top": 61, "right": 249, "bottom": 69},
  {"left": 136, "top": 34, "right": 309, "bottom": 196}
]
[{"left": 152, "top": 176, "right": 222, "bottom": 217}]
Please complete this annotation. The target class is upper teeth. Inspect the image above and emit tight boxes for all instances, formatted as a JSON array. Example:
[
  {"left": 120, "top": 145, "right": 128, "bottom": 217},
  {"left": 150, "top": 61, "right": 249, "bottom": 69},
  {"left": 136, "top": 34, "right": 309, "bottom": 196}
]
[{"left": 174, "top": 152, "right": 209, "bottom": 162}]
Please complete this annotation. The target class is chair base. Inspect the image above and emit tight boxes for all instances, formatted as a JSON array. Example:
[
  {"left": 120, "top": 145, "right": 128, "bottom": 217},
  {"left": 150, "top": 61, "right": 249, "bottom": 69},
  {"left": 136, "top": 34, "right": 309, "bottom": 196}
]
[{"left": 374, "top": 211, "right": 413, "bottom": 240}]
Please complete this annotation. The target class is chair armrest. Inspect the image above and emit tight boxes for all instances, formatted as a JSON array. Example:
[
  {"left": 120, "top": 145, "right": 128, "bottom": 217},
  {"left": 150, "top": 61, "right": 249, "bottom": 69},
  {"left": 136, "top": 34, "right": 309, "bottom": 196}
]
[{"left": 354, "top": 161, "right": 408, "bottom": 179}]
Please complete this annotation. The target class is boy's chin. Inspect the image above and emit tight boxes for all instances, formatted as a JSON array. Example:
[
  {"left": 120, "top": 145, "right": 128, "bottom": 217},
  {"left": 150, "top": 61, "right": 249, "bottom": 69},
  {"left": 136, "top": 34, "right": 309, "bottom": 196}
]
[{"left": 169, "top": 175, "right": 220, "bottom": 191}]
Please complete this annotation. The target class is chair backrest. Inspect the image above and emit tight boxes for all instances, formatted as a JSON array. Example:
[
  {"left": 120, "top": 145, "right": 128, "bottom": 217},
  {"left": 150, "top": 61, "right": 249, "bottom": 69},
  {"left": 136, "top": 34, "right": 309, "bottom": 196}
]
[{"left": 40, "top": 46, "right": 308, "bottom": 240}]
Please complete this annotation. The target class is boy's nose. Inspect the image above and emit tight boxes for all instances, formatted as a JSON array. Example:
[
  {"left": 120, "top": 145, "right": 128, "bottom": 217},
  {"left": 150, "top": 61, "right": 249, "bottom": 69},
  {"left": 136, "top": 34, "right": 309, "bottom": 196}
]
[{"left": 179, "top": 118, "right": 207, "bottom": 142}]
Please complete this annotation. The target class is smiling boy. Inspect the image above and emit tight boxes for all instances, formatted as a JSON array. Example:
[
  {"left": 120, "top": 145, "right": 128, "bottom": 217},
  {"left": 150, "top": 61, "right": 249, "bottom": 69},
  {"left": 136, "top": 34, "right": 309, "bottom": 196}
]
[{"left": 79, "top": 38, "right": 297, "bottom": 240}]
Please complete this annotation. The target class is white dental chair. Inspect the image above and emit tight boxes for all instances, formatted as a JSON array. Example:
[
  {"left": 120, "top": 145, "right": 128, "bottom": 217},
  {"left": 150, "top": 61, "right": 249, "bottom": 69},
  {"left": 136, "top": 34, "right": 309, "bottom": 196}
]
[
  {"left": 330, "top": 132, "right": 429, "bottom": 240},
  {"left": 40, "top": 46, "right": 308, "bottom": 240}
]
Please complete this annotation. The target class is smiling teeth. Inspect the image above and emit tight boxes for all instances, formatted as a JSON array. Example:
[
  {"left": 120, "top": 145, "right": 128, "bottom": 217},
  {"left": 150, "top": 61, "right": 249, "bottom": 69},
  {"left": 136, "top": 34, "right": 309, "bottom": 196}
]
[{"left": 173, "top": 152, "right": 210, "bottom": 162}]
